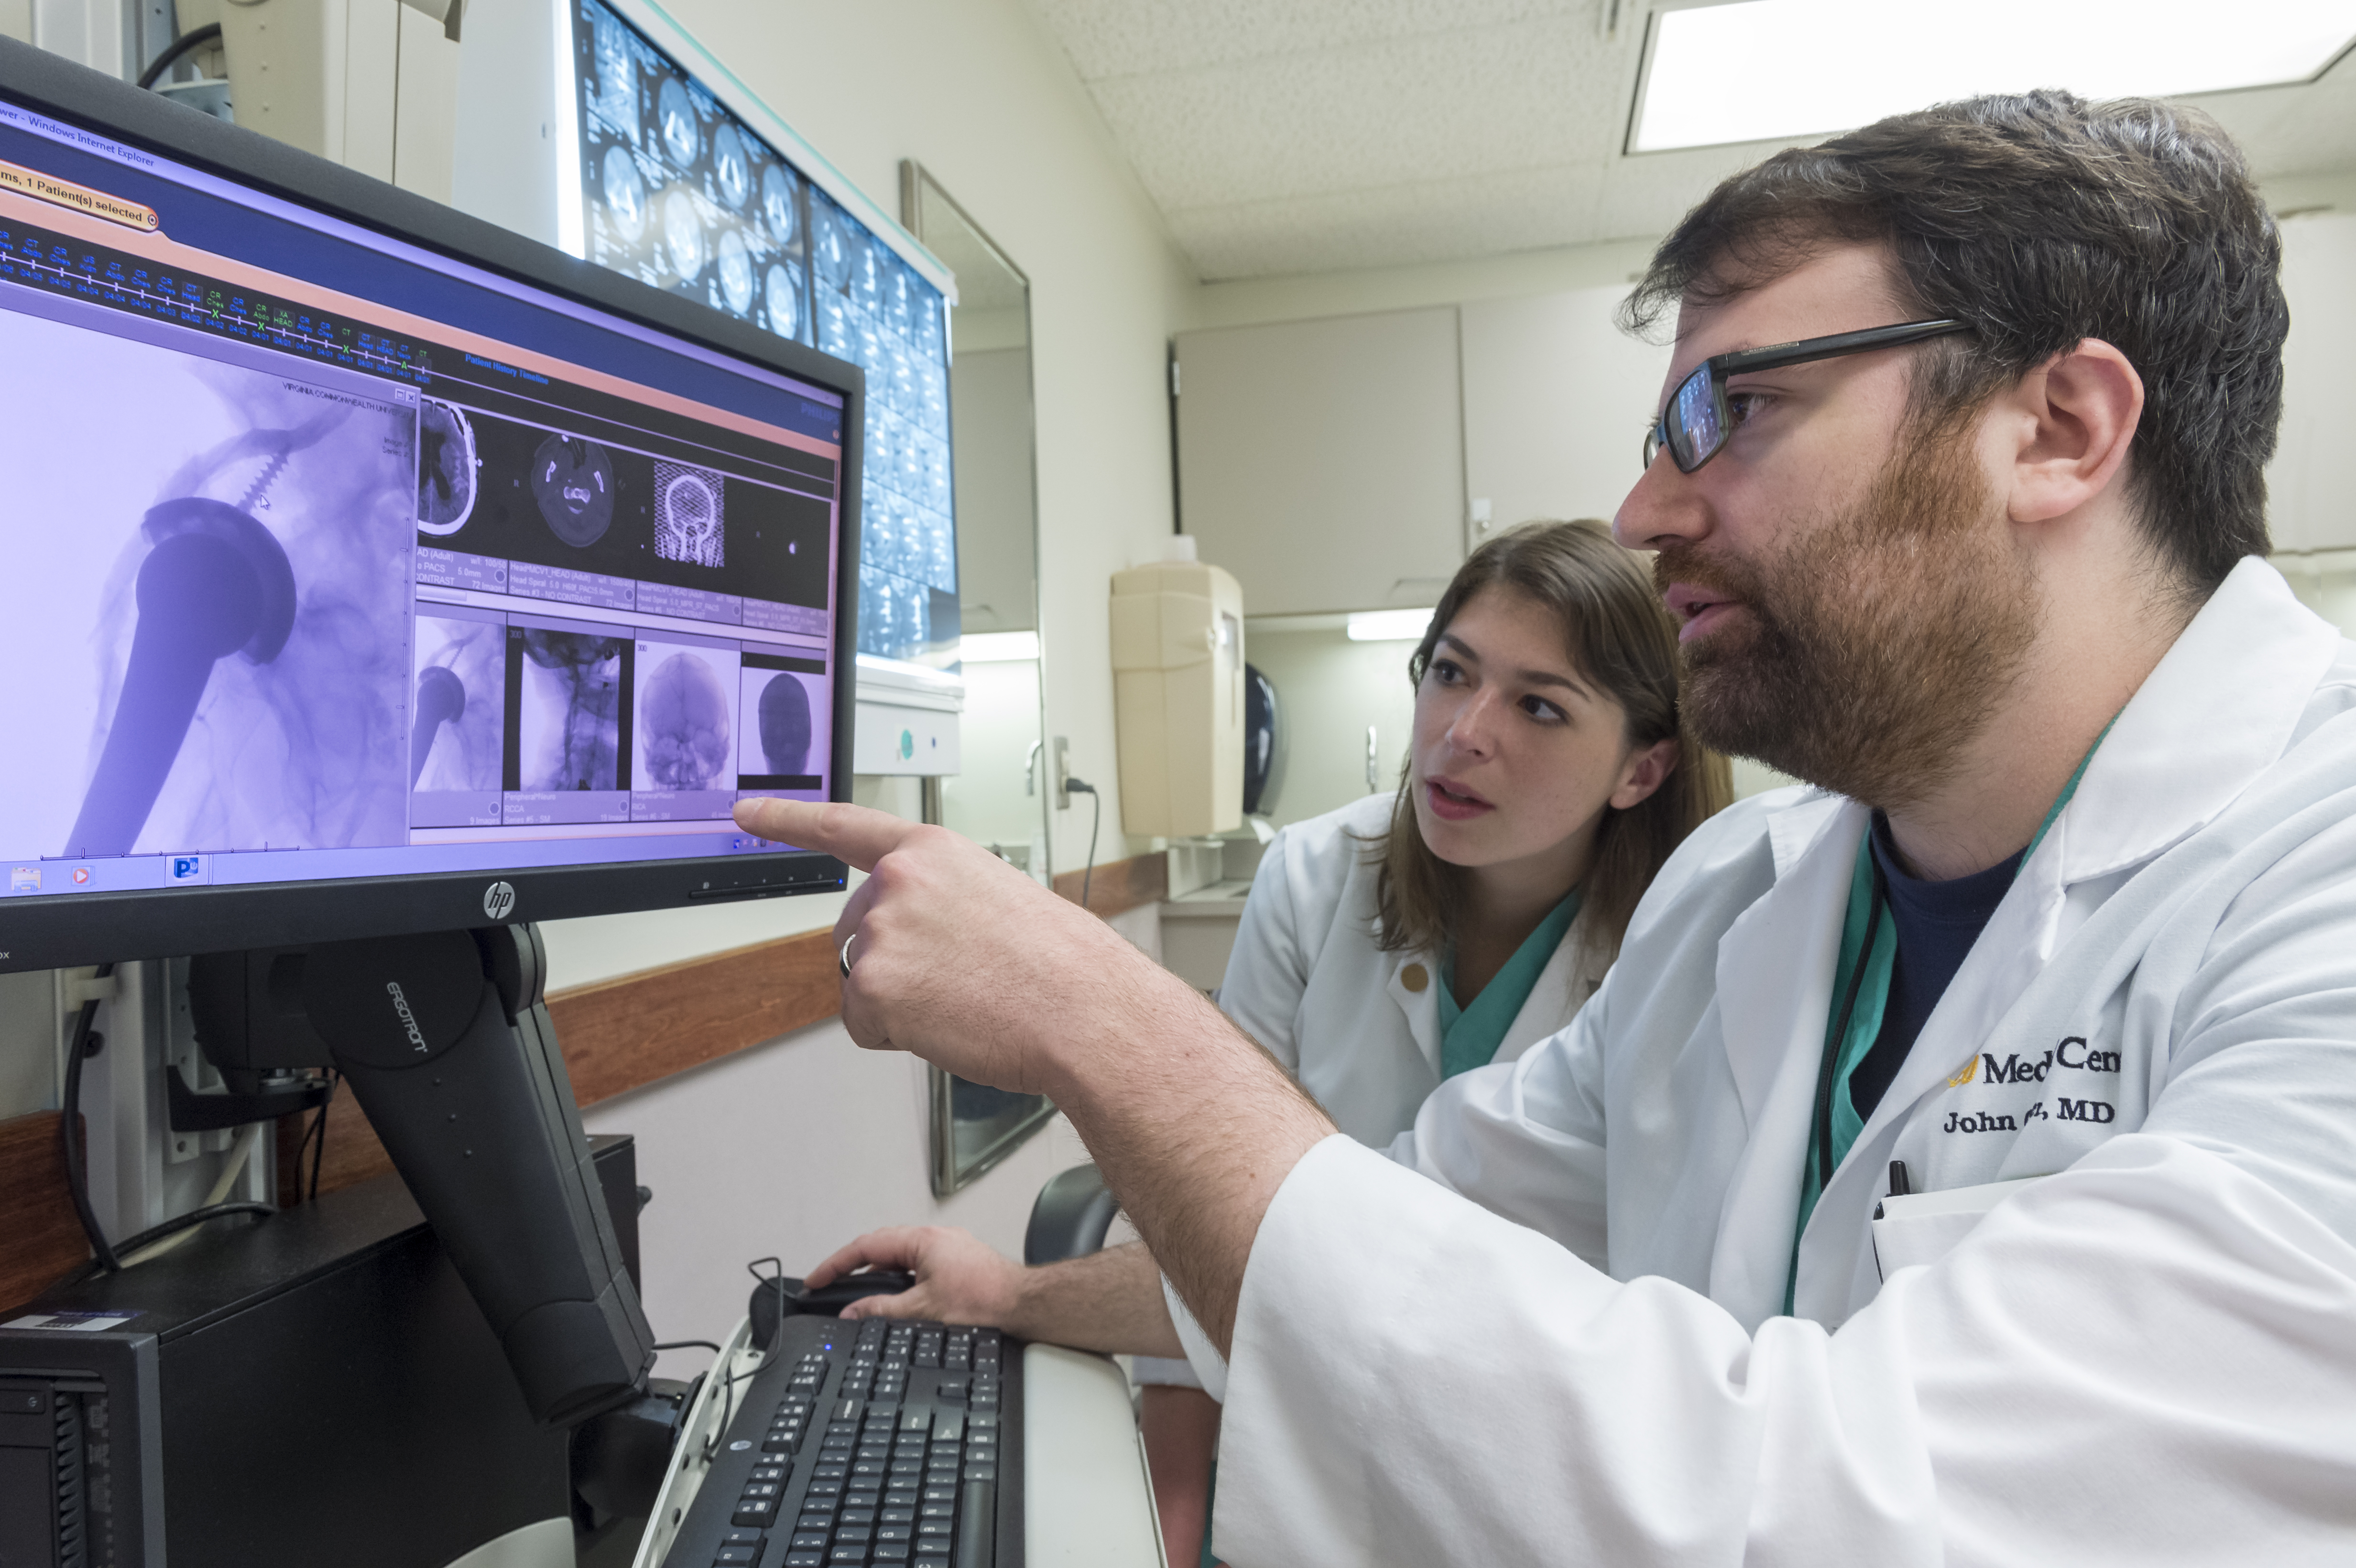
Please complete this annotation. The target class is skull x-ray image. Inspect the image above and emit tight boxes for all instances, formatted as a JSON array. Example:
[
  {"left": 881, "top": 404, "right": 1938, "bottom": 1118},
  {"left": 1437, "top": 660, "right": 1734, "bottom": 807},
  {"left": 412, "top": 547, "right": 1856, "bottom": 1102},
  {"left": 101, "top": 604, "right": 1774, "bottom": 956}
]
[
  {"left": 737, "top": 666, "right": 824, "bottom": 782},
  {"left": 411, "top": 615, "right": 505, "bottom": 791},
  {"left": 516, "top": 628, "right": 624, "bottom": 791},
  {"left": 632, "top": 640, "right": 737, "bottom": 793},
  {"left": 653, "top": 460, "right": 724, "bottom": 568},
  {"left": 0, "top": 306, "right": 415, "bottom": 858}
]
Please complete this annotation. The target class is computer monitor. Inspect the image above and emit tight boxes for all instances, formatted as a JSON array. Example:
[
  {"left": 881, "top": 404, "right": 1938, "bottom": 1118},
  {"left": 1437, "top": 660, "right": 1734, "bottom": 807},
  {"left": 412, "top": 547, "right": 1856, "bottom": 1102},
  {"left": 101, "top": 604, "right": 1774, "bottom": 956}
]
[
  {"left": 0, "top": 37, "right": 863, "bottom": 1435},
  {"left": 0, "top": 37, "right": 860, "bottom": 978}
]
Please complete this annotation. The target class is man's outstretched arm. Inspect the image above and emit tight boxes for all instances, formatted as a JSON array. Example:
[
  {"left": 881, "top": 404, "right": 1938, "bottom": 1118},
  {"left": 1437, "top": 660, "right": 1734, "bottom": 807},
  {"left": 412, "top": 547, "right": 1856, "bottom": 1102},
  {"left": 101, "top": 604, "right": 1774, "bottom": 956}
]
[
  {"left": 805, "top": 1228, "right": 1185, "bottom": 1358},
  {"left": 738, "top": 796, "right": 1335, "bottom": 1355}
]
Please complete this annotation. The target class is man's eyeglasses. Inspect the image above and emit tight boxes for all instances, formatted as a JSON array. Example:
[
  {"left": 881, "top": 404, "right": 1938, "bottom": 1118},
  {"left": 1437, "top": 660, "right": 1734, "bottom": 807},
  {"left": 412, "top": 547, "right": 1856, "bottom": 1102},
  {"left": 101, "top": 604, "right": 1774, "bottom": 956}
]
[{"left": 1642, "top": 318, "right": 1972, "bottom": 474}]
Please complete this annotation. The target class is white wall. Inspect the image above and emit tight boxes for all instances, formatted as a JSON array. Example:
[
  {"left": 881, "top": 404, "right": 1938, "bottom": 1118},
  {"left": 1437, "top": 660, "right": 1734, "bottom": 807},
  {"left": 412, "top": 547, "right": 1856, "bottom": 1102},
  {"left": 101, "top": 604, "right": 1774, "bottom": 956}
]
[{"left": 1244, "top": 627, "right": 1417, "bottom": 830}]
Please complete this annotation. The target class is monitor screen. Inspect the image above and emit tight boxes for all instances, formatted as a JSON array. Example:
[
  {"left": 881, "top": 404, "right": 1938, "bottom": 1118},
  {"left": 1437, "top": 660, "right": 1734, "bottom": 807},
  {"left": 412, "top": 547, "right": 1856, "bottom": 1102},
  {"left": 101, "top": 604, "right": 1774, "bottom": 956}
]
[{"left": 0, "top": 44, "right": 860, "bottom": 973}]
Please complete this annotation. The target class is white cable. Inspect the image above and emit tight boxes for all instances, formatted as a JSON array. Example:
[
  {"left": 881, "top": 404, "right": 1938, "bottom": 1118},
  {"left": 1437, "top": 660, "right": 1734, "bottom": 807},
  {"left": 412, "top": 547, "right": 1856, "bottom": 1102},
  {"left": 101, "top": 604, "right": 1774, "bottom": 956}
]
[{"left": 118, "top": 1121, "right": 263, "bottom": 1268}]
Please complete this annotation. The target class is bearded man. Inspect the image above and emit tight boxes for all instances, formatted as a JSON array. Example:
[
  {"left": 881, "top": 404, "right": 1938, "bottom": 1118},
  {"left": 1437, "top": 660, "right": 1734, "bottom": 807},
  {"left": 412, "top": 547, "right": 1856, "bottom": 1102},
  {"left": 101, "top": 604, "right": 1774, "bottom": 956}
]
[{"left": 743, "top": 90, "right": 2356, "bottom": 1565}]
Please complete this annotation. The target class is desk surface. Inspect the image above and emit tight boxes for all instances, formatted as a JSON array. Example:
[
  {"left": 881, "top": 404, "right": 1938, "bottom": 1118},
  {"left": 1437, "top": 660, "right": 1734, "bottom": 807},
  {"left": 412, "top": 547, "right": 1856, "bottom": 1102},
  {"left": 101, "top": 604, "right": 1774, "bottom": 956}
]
[{"left": 1023, "top": 1345, "right": 1165, "bottom": 1567}]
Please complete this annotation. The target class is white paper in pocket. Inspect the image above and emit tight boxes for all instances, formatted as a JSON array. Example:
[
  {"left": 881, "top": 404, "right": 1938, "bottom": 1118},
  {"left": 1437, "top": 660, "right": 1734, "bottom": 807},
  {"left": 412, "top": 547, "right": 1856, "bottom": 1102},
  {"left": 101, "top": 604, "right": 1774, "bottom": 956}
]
[{"left": 1871, "top": 1176, "right": 2048, "bottom": 1281}]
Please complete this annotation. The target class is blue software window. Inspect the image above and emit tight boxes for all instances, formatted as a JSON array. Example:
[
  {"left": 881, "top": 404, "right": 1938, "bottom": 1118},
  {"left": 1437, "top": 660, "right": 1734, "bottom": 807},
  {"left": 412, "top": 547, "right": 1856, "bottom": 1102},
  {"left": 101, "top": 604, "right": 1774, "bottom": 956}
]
[{"left": 568, "top": 0, "right": 957, "bottom": 667}]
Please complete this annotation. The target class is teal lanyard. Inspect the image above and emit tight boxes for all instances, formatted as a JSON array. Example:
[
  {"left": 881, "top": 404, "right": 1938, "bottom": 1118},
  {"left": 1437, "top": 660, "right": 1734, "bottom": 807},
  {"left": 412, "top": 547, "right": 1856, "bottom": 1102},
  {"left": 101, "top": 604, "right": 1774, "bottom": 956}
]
[{"left": 1782, "top": 720, "right": 2114, "bottom": 1313}]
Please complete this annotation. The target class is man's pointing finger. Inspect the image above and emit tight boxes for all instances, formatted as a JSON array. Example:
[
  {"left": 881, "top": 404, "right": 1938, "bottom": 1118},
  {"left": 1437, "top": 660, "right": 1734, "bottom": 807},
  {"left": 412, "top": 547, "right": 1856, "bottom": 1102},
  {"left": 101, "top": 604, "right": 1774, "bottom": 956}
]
[{"left": 732, "top": 798, "right": 915, "bottom": 873}]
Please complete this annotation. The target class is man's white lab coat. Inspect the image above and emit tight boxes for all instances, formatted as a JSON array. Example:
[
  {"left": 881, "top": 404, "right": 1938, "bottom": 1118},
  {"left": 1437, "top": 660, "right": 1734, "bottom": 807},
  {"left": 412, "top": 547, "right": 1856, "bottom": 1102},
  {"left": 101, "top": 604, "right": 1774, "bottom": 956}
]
[{"left": 1176, "top": 559, "right": 2356, "bottom": 1566}]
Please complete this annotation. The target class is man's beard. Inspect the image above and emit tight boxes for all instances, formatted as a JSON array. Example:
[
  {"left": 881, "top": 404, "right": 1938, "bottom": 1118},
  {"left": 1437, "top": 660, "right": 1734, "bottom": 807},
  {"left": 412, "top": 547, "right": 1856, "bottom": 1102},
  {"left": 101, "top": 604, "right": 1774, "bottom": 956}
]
[{"left": 1660, "top": 428, "right": 2040, "bottom": 810}]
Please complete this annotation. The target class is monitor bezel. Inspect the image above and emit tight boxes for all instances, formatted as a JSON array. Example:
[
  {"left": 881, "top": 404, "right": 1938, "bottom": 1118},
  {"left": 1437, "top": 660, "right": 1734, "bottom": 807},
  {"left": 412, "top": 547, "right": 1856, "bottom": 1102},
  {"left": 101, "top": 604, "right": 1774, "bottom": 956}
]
[{"left": 0, "top": 36, "right": 861, "bottom": 977}]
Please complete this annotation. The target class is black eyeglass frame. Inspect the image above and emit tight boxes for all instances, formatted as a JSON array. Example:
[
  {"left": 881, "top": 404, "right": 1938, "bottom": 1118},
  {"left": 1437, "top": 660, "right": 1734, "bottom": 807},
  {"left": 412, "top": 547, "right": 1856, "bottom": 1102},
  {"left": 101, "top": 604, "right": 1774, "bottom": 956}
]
[{"left": 1643, "top": 318, "right": 1973, "bottom": 474}]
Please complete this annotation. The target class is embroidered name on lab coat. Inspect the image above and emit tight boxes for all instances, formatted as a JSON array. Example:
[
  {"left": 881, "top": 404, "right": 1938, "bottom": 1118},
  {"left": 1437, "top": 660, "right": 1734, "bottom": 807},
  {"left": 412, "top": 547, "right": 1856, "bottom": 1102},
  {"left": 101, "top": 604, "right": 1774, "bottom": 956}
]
[{"left": 1941, "top": 1036, "right": 2118, "bottom": 1135}]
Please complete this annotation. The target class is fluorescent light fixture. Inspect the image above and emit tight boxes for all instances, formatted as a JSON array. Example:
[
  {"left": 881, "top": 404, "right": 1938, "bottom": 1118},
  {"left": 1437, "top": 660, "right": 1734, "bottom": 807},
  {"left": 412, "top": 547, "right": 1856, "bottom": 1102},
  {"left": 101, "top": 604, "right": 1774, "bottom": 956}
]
[
  {"left": 1346, "top": 609, "right": 1436, "bottom": 642},
  {"left": 1633, "top": 0, "right": 2356, "bottom": 153},
  {"left": 960, "top": 631, "right": 1041, "bottom": 662}
]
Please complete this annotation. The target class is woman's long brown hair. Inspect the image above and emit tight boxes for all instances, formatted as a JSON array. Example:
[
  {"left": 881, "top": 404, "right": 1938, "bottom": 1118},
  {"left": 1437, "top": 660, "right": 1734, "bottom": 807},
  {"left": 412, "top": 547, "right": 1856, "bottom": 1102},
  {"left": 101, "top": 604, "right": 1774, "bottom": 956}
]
[{"left": 1369, "top": 520, "right": 1733, "bottom": 961}]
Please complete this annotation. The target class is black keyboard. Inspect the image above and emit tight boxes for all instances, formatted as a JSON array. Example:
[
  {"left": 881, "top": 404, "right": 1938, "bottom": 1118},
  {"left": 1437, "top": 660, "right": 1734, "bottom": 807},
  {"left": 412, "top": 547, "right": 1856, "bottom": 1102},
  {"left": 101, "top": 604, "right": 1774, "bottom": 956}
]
[{"left": 663, "top": 1312, "right": 1022, "bottom": 1568}]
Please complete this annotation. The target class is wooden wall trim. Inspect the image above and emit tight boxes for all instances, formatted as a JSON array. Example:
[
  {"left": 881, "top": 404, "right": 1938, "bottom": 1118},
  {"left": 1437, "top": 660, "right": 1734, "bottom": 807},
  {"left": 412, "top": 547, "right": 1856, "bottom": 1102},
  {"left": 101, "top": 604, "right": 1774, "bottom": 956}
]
[
  {"left": 1051, "top": 850, "right": 1167, "bottom": 920},
  {"left": 0, "top": 1112, "right": 86, "bottom": 1317},
  {"left": 2, "top": 852, "right": 1170, "bottom": 1308}
]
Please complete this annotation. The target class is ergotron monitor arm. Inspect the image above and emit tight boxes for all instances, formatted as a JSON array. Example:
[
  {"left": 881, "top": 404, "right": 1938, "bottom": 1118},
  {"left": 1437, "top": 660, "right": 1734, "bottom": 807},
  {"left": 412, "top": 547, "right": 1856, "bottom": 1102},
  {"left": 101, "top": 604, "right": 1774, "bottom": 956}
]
[{"left": 188, "top": 924, "right": 656, "bottom": 1427}]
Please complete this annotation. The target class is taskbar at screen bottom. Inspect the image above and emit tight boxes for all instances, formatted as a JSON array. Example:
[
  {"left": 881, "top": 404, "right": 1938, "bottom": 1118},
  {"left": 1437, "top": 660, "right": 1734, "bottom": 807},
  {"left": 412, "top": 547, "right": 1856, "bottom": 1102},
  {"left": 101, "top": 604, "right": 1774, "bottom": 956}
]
[{"left": 1, "top": 822, "right": 818, "bottom": 899}]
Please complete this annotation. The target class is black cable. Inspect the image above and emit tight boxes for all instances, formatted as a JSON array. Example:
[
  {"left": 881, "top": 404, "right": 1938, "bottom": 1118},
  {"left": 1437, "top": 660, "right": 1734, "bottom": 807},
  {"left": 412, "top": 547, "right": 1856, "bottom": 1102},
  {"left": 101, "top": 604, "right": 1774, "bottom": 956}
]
[
  {"left": 307, "top": 1069, "right": 339, "bottom": 1201},
  {"left": 1068, "top": 779, "right": 1101, "bottom": 910},
  {"left": 65, "top": 1202, "right": 272, "bottom": 1285},
  {"left": 652, "top": 1340, "right": 722, "bottom": 1354},
  {"left": 58, "top": 965, "right": 118, "bottom": 1274},
  {"left": 135, "top": 22, "right": 221, "bottom": 91}
]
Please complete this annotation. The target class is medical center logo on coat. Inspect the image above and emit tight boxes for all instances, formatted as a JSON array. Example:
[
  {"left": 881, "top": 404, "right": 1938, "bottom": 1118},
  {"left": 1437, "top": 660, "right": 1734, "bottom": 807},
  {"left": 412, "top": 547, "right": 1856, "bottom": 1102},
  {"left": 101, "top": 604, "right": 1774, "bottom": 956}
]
[{"left": 1943, "top": 1035, "right": 2117, "bottom": 1134}]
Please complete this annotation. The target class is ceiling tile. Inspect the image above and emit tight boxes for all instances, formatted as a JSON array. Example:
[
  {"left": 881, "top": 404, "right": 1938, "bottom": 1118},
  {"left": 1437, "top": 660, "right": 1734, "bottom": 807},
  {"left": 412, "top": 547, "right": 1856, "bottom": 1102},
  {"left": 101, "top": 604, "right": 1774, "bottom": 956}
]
[
  {"left": 1087, "top": 17, "right": 1625, "bottom": 211},
  {"left": 1031, "top": 0, "right": 1591, "bottom": 81},
  {"left": 1167, "top": 161, "right": 1607, "bottom": 279}
]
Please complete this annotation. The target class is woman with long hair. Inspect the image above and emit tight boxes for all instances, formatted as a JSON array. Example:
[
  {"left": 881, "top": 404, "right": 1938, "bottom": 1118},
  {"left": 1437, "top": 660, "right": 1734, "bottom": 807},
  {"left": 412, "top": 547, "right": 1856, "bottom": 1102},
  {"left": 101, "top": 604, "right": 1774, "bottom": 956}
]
[{"left": 1136, "top": 519, "right": 1732, "bottom": 1564}]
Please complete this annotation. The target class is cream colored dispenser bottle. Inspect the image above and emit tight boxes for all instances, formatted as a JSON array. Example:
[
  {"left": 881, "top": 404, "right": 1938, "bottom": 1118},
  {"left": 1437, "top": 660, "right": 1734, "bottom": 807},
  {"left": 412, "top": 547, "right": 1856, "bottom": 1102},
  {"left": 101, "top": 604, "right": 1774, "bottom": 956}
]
[{"left": 1110, "top": 542, "right": 1244, "bottom": 838}]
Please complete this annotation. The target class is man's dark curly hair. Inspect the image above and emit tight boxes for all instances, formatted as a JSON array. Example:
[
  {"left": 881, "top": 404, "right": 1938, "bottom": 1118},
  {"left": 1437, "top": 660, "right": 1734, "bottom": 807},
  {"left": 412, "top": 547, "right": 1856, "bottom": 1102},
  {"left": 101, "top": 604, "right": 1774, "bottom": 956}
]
[{"left": 1621, "top": 90, "right": 2288, "bottom": 595}]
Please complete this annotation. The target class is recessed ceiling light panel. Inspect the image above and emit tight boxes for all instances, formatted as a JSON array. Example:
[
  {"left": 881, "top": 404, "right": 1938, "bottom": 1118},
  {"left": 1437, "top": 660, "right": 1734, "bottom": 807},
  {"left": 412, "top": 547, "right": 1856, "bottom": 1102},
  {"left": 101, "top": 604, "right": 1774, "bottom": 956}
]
[{"left": 1632, "top": 0, "right": 2356, "bottom": 153}]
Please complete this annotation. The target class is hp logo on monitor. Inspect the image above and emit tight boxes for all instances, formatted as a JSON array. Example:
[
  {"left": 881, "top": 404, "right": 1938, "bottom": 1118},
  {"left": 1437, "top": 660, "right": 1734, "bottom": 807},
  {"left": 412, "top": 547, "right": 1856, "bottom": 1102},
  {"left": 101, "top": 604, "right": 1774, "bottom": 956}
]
[{"left": 482, "top": 882, "right": 517, "bottom": 921}]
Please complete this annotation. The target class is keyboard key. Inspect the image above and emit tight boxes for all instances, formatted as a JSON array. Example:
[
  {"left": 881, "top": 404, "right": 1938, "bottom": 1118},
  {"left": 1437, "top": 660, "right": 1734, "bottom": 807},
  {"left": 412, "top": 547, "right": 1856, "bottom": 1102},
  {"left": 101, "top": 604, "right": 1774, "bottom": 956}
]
[
  {"left": 915, "top": 1520, "right": 954, "bottom": 1540},
  {"left": 882, "top": 1507, "right": 915, "bottom": 1524},
  {"left": 826, "top": 1548, "right": 866, "bottom": 1566},
  {"left": 871, "top": 1547, "right": 912, "bottom": 1564},
  {"left": 784, "top": 1556, "right": 824, "bottom": 1568},
  {"left": 914, "top": 1558, "right": 949, "bottom": 1568},
  {"left": 732, "top": 1503, "right": 778, "bottom": 1527},
  {"left": 877, "top": 1524, "right": 914, "bottom": 1543},
  {"left": 922, "top": 1486, "right": 956, "bottom": 1504},
  {"left": 714, "top": 1544, "right": 765, "bottom": 1568},
  {"left": 964, "top": 1464, "right": 996, "bottom": 1481},
  {"left": 790, "top": 1534, "right": 828, "bottom": 1551}
]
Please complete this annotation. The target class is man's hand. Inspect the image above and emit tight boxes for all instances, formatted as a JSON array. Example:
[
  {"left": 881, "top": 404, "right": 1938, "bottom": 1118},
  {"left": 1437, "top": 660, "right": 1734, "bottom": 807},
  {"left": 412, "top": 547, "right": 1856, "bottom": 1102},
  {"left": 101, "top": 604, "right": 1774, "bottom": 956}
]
[
  {"left": 807, "top": 1229, "right": 1189, "bottom": 1358},
  {"left": 807, "top": 1226, "right": 1023, "bottom": 1327},
  {"left": 738, "top": 797, "right": 1335, "bottom": 1356},
  {"left": 734, "top": 798, "right": 1166, "bottom": 1096}
]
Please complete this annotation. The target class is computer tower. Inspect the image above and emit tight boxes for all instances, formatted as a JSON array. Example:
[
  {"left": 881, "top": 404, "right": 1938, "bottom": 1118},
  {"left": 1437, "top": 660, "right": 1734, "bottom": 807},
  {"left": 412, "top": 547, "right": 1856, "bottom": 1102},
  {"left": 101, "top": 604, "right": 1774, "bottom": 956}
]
[{"left": 0, "top": 1134, "right": 645, "bottom": 1568}]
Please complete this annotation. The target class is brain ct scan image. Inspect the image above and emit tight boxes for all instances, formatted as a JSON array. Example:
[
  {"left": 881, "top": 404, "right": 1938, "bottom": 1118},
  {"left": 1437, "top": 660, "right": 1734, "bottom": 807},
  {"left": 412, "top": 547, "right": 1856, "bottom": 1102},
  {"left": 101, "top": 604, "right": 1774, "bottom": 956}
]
[
  {"left": 765, "top": 261, "right": 804, "bottom": 341},
  {"left": 717, "top": 228, "right": 755, "bottom": 316},
  {"left": 657, "top": 76, "right": 699, "bottom": 168},
  {"left": 763, "top": 163, "right": 798, "bottom": 246},
  {"left": 416, "top": 399, "right": 478, "bottom": 535},
  {"left": 633, "top": 640, "right": 736, "bottom": 793},
  {"left": 601, "top": 145, "right": 648, "bottom": 242},
  {"left": 531, "top": 434, "right": 616, "bottom": 547},
  {"left": 713, "top": 123, "right": 752, "bottom": 209},
  {"left": 663, "top": 186, "right": 705, "bottom": 282}
]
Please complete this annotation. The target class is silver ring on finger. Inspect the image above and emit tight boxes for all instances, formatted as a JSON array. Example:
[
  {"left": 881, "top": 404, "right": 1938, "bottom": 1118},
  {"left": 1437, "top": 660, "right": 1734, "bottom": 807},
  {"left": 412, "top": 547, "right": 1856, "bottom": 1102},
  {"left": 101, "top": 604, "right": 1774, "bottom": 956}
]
[{"left": 840, "top": 932, "right": 858, "bottom": 977}]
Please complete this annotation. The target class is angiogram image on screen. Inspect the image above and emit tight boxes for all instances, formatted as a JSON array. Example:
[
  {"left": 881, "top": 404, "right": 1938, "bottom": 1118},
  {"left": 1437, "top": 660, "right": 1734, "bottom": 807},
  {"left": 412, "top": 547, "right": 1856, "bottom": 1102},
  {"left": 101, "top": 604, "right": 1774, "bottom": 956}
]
[
  {"left": 0, "top": 301, "right": 417, "bottom": 863},
  {"left": 571, "top": 0, "right": 957, "bottom": 665},
  {"left": 514, "top": 624, "right": 627, "bottom": 798}
]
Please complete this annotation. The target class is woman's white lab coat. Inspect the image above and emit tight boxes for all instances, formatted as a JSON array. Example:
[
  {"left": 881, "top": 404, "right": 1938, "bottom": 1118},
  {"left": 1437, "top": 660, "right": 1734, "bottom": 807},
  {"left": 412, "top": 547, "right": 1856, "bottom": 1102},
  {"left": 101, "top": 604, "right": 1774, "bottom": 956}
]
[
  {"left": 1217, "top": 791, "right": 1612, "bottom": 1149},
  {"left": 1168, "top": 559, "right": 2356, "bottom": 1566}
]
